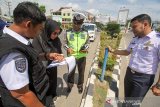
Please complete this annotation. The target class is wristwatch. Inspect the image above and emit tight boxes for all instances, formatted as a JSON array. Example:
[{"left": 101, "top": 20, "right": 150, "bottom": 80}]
[{"left": 156, "top": 83, "right": 160, "bottom": 89}]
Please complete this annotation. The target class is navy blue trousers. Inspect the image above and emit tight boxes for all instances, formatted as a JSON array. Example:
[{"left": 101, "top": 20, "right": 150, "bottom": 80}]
[{"left": 124, "top": 67, "right": 155, "bottom": 107}]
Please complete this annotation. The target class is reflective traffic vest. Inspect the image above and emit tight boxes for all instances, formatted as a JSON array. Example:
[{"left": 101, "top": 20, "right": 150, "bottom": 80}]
[{"left": 66, "top": 30, "right": 88, "bottom": 59}]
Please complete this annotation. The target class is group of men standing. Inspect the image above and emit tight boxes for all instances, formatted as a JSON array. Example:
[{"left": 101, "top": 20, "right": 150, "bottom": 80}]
[
  {"left": 0, "top": 1, "right": 89, "bottom": 107},
  {"left": 0, "top": 1, "right": 160, "bottom": 107}
]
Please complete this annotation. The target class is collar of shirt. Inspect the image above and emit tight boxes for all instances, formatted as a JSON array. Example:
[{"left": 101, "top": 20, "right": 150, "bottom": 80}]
[
  {"left": 145, "top": 30, "right": 156, "bottom": 39},
  {"left": 3, "top": 26, "right": 30, "bottom": 45}
]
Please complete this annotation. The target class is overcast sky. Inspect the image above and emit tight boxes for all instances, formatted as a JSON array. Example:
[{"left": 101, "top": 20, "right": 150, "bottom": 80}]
[{"left": 1, "top": 0, "right": 160, "bottom": 21}]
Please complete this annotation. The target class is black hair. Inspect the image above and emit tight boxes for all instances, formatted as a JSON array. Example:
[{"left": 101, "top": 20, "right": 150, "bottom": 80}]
[
  {"left": 13, "top": 2, "right": 46, "bottom": 26},
  {"left": 131, "top": 14, "right": 152, "bottom": 26}
]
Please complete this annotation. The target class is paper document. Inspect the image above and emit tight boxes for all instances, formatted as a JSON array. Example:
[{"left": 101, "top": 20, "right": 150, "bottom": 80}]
[{"left": 47, "top": 56, "right": 76, "bottom": 73}]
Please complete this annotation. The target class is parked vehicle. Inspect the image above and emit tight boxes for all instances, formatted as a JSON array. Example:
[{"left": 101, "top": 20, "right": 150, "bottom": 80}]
[
  {"left": 82, "top": 23, "right": 97, "bottom": 42},
  {"left": 0, "top": 19, "right": 9, "bottom": 36}
]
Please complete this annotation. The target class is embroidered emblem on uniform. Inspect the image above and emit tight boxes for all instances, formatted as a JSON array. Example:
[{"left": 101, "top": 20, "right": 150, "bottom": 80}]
[
  {"left": 144, "top": 41, "right": 153, "bottom": 47},
  {"left": 80, "top": 34, "right": 85, "bottom": 39},
  {"left": 69, "top": 34, "right": 74, "bottom": 41},
  {"left": 15, "top": 58, "right": 26, "bottom": 73},
  {"left": 143, "top": 41, "right": 154, "bottom": 51}
]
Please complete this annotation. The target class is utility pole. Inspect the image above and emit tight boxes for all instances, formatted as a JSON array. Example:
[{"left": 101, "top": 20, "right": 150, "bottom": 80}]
[
  {"left": 0, "top": 7, "right": 2, "bottom": 19},
  {"left": 6, "top": 1, "right": 11, "bottom": 17},
  {"left": 0, "top": 7, "right": 2, "bottom": 15}
]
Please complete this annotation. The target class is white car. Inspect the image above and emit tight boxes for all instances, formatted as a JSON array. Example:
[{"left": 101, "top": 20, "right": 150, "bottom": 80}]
[{"left": 82, "top": 23, "right": 97, "bottom": 42}]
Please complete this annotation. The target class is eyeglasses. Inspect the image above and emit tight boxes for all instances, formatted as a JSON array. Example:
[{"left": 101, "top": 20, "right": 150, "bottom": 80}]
[{"left": 53, "top": 32, "right": 60, "bottom": 35}]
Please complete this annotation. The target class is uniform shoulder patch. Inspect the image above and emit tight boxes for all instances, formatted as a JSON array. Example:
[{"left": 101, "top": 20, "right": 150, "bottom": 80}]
[{"left": 14, "top": 55, "right": 27, "bottom": 73}]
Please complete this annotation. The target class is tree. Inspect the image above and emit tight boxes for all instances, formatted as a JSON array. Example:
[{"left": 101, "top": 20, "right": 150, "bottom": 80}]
[
  {"left": 33, "top": 2, "right": 46, "bottom": 14},
  {"left": 39, "top": 5, "right": 46, "bottom": 14},
  {"left": 106, "top": 22, "right": 120, "bottom": 38},
  {"left": 156, "top": 26, "right": 160, "bottom": 33},
  {"left": 95, "top": 22, "right": 104, "bottom": 31}
]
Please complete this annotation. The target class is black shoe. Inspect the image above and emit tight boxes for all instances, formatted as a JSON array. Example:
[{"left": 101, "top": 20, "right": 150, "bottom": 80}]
[
  {"left": 49, "top": 101, "right": 55, "bottom": 107},
  {"left": 78, "top": 87, "right": 83, "bottom": 94},
  {"left": 67, "top": 83, "right": 73, "bottom": 93},
  {"left": 67, "top": 87, "right": 72, "bottom": 93}
]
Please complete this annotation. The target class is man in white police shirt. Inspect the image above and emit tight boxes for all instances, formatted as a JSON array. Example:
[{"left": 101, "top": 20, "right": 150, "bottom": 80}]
[
  {"left": 108, "top": 14, "right": 160, "bottom": 107},
  {"left": 0, "top": 2, "right": 56, "bottom": 107}
]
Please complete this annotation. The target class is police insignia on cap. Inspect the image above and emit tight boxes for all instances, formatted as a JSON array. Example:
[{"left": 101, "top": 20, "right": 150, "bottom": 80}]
[
  {"left": 15, "top": 58, "right": 26, "bottom": 73},
  {"left": 76, "top": 14, "right": 81, "bottom": 20}
]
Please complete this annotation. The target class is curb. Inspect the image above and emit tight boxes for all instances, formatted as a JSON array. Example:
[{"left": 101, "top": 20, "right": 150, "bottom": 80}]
[
  {"left": 80, "top": 43, "right": 100, "bottom": 107},
  {"left": 105, "top": 47, "right": 122, "bottom": 107}
]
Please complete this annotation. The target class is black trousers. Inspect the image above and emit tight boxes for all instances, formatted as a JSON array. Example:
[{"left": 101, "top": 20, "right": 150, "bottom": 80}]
[
  {"left": 124, "top": 67, "right": 155, "bottom": 107},
  {"left": 46, "top": 67, "right": 57, "bottom": 98},
  {"left": 68, "top": 57, "right": 86, "bottom": 86},
  {"left": 0, "top": 97, "right": 3, "bottom": 107}
]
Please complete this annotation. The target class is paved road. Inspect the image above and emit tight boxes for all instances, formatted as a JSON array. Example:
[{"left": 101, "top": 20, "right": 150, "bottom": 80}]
[
  {"left": 119, "top": 31, "right": 160, "bottom": 107},
  {"left": 55, "top": 31, "right": 100, "bottom": 107}
]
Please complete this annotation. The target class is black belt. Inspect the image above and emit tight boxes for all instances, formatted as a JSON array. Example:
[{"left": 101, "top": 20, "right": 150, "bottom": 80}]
[{"left": 128, "top": 67, "right": 147, "bottom": 76}]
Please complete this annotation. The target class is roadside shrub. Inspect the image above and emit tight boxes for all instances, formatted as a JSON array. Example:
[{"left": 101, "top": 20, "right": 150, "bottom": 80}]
[
  {"left": 106, "top": 22, "right": 120, "bottom": 38},
  {"left": 98, "top": 30, "right": 122, "bottom": 71}
]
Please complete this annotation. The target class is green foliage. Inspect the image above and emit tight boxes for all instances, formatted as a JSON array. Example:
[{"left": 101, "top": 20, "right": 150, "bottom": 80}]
[
  {"left": 95, "top": 22, "right": 104, "bottom": 31},
  {"left": 98, "top": 32, "right": 121, "bottom": 71},
  {"left": 106, "top": 22, "right": 120, "bottom": 37},
  {"left": 107, "top": 56, "right": 116, "bottom": 71},
  {"left": 33, "top": 2, "right": 46, "bottom": 14},
  {"left": 156, "top": 26, "right": 160, "bottom": 32},
  {"left": 39, "top": 5, "right": 46, "bottom": 13}
]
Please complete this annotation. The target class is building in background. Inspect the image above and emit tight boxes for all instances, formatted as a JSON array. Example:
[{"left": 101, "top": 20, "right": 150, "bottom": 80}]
[
  {"left": 117, "top": 7, "right": 129, "bottom": 29},
  {"left": 50, "top": 7, "right": 95, "bottom": 29},
  {"left": 51, "top": 7, "right": 74, "bottom": 29},
  {"left": 75, "top": 10, "right": 95, "bottom": 23},
  {"left": 152, "top": 21, "right": 160, "bottom": 31},
  {"left": 96, "top": 14, "right": 110, "bottom": 25}
]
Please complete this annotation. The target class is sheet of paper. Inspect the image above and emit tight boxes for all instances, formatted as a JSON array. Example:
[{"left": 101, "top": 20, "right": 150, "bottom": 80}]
[
  {"left": 47, "top": 56, "right": 76, "bottom": 73},
  {"left": 65, "top": 56, "right": 76, "bottom": 73}
]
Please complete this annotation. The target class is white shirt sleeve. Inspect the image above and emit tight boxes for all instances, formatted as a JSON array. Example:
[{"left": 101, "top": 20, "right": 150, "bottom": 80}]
[{"left": 0, "top": 52, "right": 29, "bottom": 90}]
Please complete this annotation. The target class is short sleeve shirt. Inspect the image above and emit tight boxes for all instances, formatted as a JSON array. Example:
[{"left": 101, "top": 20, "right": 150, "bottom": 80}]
[
  {"left": 127, "top": 31, "right": 160, "bottom": 74},
  {"left": 0, "top": 53, "right": 29, "bottom": 90},
  {"left": 0, "top": 27, "right": 30, "bottom": 90}
]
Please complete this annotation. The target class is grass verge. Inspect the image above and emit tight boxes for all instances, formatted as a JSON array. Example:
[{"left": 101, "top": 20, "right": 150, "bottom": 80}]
[{"left": 93, "top": 31, "right": 122, "bottom": 107}]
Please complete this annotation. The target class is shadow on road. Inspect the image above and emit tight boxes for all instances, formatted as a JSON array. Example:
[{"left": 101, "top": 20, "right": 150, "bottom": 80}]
[
  {"left": 105, "top": 76, "right": 119, "bottom": 97},
  {"left": 57, "top": 73, "right": 80, "bottom": 98}
]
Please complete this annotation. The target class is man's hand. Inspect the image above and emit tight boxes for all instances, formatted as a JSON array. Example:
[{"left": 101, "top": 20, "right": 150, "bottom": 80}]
[
  {"left": 80, "top": 50, "right": 88, "bottom": 53},
  {"left": 107, "top": 46, "right": 114, "bottom": 53},
  {"left": 151, "top": 84, "right": 160, "bottom": 96},
  {"left": 47, "top": 53, "right": 64, "bottom": 62},
  {"left": 67, "top": 48, "right": 74, "bottom": 54}
]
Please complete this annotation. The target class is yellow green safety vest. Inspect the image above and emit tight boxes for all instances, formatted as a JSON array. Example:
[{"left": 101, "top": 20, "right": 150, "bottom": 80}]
[{"left": 66, "top": 31, "right": 88, "bottom": 59}]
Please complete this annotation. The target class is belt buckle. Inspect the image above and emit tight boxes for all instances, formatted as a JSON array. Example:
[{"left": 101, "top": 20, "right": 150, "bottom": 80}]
[{"left": 131, "top": 69, "right": 135, "bottom": 74}]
